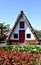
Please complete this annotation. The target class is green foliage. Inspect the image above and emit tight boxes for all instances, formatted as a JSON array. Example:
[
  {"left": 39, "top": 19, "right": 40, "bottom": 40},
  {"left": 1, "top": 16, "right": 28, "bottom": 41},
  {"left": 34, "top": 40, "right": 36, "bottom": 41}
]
[
  {"left": 0, "top": 36, "right": 3, "bottom": 39},
  {"left": 3, "top": 45, "right": 41, "bottom": 53},
  {"left": 38, "top": 34, "right": 41, "bottom": 38},
  {"left": 35, "top": 30, "right": 41, "bottom": 39},
  {"left": 3, "top": 46, "right": 13, "bottom": 51},
  {"left": 0, "top": 36, "right": 4, "bottom": 41},
  {"left": 0, "top": 22, "right": 10, "bottom": 35}
]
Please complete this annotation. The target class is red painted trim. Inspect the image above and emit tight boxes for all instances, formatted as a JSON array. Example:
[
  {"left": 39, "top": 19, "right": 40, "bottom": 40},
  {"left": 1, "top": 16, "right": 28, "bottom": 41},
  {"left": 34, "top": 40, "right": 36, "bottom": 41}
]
[
  {"left": 9, "top": 40, "right": 19, "bottom": 43},
  {"left": 24, "top": 40, "right": 37, "bottom": 44},
  {"left": 9, "top": 40, "right": 37, "bottom": 43}
]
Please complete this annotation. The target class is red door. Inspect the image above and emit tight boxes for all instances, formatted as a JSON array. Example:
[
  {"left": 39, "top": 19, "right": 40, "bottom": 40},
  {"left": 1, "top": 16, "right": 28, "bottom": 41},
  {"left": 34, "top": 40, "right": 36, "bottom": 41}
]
[{"left": 19, "top": 30, "right": 25, "bottom": 43}]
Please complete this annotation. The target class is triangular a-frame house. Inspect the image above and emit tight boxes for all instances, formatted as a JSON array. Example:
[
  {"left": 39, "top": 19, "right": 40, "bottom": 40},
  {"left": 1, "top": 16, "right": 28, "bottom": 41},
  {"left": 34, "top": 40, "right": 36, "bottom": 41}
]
[{"left": 8, "top": 11, "right": 39, "bottom": 44}]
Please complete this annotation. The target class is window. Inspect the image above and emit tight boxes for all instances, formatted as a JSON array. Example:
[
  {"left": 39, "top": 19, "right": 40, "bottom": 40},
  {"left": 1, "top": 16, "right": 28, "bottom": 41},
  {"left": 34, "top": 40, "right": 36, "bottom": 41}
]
[
  {"left": 14, "top": 34, "right": 18, "bottom": 38},
  {"left": 27, "top": 34, "right": 31, "bottom": 38},
  {"left": 20, "top": 22, "right": 24, "bottom": 28}
]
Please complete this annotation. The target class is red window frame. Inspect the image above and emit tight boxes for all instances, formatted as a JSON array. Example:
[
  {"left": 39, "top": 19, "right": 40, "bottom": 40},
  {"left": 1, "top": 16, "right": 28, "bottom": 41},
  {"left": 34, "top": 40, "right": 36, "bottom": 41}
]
[{"left": 20, "top": 22, "right": 24, "bottom": 28}]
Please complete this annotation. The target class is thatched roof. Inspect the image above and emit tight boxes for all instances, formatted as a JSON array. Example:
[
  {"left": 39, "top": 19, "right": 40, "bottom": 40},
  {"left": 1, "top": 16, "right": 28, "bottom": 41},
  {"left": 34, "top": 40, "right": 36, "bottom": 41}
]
[{"left": 7, "top": 11, "right": 39, "bottom": 41}]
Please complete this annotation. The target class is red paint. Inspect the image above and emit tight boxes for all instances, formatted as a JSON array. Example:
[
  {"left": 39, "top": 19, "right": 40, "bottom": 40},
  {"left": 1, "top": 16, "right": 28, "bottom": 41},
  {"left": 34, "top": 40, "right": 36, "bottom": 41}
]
[
  {"left": 25, "top": 40, "right": 37, "bottom": 44},
  {"left": 9, "top": 40, "right": 19, "bottom": 43},
  {"left": 20, "top": 22, "right": 24, "bottom": 28},
  {"left": 19, "top": 30, "right": 25, "bottom": 43},
  {"left": 9, "top": 40, "right": 37, "bottom": 44}
]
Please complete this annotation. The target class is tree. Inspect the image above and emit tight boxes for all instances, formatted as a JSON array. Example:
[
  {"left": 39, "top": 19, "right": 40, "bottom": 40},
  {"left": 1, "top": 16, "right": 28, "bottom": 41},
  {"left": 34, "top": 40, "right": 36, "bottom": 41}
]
[{"left": 0, "top": 22, "right": 10, "bottom": 35}]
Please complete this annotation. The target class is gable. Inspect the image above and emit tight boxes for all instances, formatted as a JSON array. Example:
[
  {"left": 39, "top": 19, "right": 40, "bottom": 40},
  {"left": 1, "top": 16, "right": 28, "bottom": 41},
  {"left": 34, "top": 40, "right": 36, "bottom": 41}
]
[
  {"left": 10, "top": 17, "right": 36, "bottom": 40},
  {"left": 8, "top": 11, "right": 39, "bottom": 41}
]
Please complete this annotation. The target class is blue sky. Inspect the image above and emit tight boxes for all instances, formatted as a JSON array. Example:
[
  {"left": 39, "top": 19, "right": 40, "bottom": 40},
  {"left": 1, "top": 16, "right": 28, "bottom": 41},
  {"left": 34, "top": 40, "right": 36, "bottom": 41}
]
[{"left": 0, "top": 0, "right": 41, "bottom": 30}]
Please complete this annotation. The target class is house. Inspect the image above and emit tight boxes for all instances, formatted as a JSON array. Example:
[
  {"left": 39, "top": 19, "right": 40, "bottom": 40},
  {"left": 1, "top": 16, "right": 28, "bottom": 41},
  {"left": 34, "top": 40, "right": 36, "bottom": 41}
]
[{"left": 7, "top": 11, "right": 39, "bottom": 44}]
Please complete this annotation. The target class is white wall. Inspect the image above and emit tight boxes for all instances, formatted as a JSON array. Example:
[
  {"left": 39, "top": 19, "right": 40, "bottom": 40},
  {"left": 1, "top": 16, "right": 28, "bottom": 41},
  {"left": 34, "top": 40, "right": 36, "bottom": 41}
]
[
  {"left": 25, "top": 27, "right": 36, "bottom": 40},
  {"left": 10, "top": 17, "right": 36, "bottom": 40}
]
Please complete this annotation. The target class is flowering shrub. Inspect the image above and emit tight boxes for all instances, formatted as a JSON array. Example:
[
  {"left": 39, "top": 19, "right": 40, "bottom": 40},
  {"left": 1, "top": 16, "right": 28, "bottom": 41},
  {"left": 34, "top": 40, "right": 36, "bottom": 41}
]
[
  {"left": 0, "top": 47, "right": 41, "bottom": 65},
  {"left": 3, "top": 45, "right": 41, "bottom": 53}
]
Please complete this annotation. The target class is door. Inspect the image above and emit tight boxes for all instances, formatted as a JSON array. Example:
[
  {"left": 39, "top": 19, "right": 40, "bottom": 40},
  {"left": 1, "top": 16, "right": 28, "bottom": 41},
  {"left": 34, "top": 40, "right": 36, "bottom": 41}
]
[{"left": 19, "top": 30, "right": 25, "bottom": 43}]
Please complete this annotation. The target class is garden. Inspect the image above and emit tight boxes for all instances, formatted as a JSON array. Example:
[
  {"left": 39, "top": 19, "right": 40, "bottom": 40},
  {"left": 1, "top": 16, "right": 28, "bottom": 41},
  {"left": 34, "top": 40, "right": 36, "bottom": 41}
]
[{"left": 0, "top": 45, "right": 41, "bottom": 65}]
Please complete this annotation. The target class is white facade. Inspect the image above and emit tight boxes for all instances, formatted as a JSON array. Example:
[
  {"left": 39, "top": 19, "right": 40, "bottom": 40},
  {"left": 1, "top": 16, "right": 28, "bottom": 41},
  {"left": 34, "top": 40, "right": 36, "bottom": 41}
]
[{"left": 10, "top": 17, "right": 36, "bottom": 40}]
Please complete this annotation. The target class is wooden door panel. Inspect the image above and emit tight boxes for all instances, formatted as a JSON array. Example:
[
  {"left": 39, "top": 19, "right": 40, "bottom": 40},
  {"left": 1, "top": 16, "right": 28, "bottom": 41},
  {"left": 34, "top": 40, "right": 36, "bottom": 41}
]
[{"left": 19, "top": 30, "right": 25, "bottom": 43}]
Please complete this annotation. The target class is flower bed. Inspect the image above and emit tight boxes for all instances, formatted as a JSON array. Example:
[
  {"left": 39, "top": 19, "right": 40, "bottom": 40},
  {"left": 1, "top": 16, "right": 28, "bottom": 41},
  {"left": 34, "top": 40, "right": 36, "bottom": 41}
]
[
  {"left": 3, "top": 45, "right": 41, "bottom": 53},
  {"left": 0, "top": 48, "right": 41, "bottom": 65},
  {"left": 0, "top": 46, "right": 41, "bottom": 65}
]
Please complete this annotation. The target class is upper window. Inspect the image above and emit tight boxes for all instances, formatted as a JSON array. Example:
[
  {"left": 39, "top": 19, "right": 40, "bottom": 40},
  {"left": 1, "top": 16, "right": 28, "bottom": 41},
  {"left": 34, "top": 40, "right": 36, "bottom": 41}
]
[
  {"left": 14, "top": 34, "right": 18, "bottom": 38},
  {"left": 27, "top": 34, "right": 31, "bottom": 38},
  {"left": 20, "top": 22, "right": 24, "bottom": 28}
]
